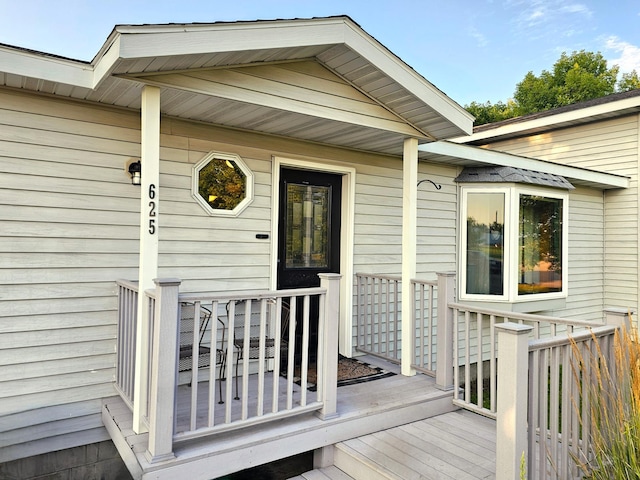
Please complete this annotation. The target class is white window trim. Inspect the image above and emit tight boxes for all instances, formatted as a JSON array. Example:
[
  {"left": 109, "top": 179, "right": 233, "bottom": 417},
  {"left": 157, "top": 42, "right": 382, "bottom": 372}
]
[
  {"left": 459, "top": 184, "right": 569, "bottom": 304},
  {"left": 192, "top": 151, "right": 254, "bottom": 217}
]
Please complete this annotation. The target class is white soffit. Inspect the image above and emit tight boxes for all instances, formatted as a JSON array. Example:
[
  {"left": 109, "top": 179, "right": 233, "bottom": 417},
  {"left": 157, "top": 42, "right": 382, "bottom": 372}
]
[{"left": 419, "top": 141, "right": 629, "bottom": 190}]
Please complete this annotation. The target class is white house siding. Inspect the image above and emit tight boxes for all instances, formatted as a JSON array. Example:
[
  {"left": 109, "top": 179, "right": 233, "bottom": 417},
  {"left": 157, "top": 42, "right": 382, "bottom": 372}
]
[
  {"left": 416, "top": 162, "right": 460, "bottom": 279},
  {"left": 480, "top": 114, "right": 638, "bottom": 319},
  {"left": 0, "top": 88, "right": 141, "bottom": 462}
]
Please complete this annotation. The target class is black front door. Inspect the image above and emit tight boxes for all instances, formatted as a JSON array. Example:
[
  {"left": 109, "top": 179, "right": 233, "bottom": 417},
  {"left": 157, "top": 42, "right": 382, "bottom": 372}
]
[{"left": 277, "top": 167, "right": 342, "bottom": 362}]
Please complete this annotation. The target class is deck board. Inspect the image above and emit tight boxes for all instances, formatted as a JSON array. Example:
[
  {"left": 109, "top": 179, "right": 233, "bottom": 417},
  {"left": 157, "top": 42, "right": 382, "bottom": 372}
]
[{"left": 333, "top": 410, "right": 496, "bottom": 480}]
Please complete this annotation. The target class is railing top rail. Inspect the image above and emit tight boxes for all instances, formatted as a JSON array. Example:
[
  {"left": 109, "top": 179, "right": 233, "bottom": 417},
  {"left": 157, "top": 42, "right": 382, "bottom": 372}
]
[
  {"left": 116, "top": 279, "right": 139, "bottom": 291},
  {"left": 528, "top": 324, "right": 618, "bottom": 352},
  {"left": 410, "top": 278, "right": 437, "bottom": 287},
  {"left": 354, "top": 272, "right": 437, "bottom": 287},
  {"left": 448, "top": 301, "right": 603, "bottom": 328},
  {"left": 178, "top": 286, "right": 326, "bottom": 303},
  {"left": 355, "top": 273, "right": 401, "bottom": 281}
]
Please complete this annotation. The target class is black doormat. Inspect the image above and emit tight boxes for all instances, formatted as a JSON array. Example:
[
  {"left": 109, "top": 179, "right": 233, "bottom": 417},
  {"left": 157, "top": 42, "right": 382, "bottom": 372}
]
[{"left": 292, "top": 355, "right": 395, "bottom": 391}]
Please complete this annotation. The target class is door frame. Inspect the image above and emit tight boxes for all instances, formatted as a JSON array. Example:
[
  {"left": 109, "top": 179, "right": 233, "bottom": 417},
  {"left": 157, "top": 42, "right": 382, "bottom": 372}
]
[{"left": 271, "top": 156, "right": 355, "bottom": 356}]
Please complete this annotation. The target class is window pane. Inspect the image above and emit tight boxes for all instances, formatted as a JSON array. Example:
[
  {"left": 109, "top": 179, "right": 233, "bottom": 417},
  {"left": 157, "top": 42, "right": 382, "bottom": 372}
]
[
  {"left": 285, "top": 183, "right": 330, "bottom": 268},
  {"left": 518, "top": 195, "right": 563, "bottom": 295},
  {"left": 198, "top": 158, "right": 246, "bottom": 210},
  {"left": 466, "top": 193, "right": 504, "bottom": 295}
]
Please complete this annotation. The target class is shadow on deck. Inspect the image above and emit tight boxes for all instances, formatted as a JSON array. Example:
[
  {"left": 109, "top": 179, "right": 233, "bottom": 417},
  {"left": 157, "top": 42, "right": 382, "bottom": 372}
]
[{"left": 103, "top": 356, "right": 458, "bottom": 480}]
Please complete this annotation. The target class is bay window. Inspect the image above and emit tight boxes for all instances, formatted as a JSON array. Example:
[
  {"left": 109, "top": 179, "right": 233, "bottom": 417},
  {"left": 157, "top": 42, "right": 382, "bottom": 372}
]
[{"left": 460, "top": 182, "right": 568, "bottom": 303}]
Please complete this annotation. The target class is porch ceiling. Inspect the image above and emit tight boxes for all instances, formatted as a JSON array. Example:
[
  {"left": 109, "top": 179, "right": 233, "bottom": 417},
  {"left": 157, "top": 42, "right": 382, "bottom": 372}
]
[{"left": 0, "top": 16, "right": 474, "bottom": 156}]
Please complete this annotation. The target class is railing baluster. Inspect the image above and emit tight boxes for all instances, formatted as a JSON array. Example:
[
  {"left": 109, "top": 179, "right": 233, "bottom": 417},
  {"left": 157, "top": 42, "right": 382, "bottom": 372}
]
[
  {"left": 476, "top": 312, "right": 483, "bottom": 410},
  {"left": 286, "top": 297, "right": 296, "bottom": 410},
  {"left": 453, "top": 308, "right": 460, "bottom": 403},
  {"left": 189, "top": 301, "right": 201, "bottom": 431},
  {"left": 224, "top": 301, "right": 235, "bottom": 421},
  {"left": 300, "top": 295, "right": 310, "bottom": 407},
  {"left": 464, "top": 310, "right": 471, "bottom": 404},
  {"left": 208, "top": 300, "right": 219, "bottom": 427},
  {"left": 271, "top": 297, "right": 282, "bottom": 414},
  {"left": 417, "top": 282, "right": 424, "bottom": 370}
]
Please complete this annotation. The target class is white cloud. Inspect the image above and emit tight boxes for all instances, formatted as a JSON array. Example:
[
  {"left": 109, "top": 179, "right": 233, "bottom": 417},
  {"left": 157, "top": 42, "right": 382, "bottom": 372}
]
[
  {"left": 561, "top": 4, "right": 592, "bottom": 16},
  {"left": 468, "top": 26, "right": 489, "bottom": 48},
  {"left": 604, "top": 36, "right": 640, "bottom": 72}
]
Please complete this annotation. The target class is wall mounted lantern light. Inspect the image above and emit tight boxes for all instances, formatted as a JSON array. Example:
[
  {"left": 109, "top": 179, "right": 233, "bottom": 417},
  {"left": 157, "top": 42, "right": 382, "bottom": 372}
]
[{"left": 128, "top": 160, "right": 142, "bottom": 186}]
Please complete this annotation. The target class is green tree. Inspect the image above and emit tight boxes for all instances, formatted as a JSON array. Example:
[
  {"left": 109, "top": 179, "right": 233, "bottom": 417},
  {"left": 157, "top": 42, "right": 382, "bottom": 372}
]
[
  {"left": 466, "top": 50, "right": 639, "bottom": 126},
  {"left": 465, "top": 99, "right": 518, "bottom": 125},
  {"left": 514, "top": 50, "right": 618, "bottom": 115},
  {"left": 619, "top": 69, "right": 640, "bottom": 92}
]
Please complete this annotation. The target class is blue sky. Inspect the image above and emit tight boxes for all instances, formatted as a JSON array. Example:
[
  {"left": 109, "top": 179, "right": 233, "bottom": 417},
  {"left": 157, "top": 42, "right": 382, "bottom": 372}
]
[{"left": 1, "top": 1, "right": 639, "bottom": 106}]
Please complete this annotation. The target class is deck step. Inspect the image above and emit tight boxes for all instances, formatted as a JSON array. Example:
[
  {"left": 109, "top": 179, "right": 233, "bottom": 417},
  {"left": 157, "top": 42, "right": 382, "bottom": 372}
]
[
  {"left": 332, "top": 410, "right": 496, "bottom": 480},
  {"left": 289, "top": 465, "right": 355, "bottom": 479}
]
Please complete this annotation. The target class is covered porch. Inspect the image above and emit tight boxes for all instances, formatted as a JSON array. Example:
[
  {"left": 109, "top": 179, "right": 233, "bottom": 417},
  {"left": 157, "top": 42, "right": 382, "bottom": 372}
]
[{"left": 97, "top": 17, "right": 634, "bottom": 480}]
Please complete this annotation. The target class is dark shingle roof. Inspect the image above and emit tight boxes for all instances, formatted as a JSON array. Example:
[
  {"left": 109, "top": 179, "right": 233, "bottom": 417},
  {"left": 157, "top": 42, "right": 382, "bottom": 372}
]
[{"left": 455, "top": 166, "right": 575, "bottom": 190}]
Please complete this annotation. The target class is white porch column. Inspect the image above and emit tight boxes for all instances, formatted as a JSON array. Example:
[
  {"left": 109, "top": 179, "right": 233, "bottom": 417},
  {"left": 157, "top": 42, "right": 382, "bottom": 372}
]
[
  {"left": 401, "top": 137, "right": 418, "bottom": 376},
  {"left": 133, "top": 85, "right": 161, "bottom": 433}
]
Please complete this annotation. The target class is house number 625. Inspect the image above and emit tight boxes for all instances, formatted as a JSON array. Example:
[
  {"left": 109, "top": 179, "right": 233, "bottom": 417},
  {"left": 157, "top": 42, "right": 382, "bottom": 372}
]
[{"left": 148, "top": 184, "right": 157, "bottom": 235}]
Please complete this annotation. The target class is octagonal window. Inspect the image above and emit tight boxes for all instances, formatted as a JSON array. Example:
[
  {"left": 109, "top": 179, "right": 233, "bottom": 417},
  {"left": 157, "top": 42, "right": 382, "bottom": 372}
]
[{"left": 192, "top": 152, "right": 253, "bottom": 216}]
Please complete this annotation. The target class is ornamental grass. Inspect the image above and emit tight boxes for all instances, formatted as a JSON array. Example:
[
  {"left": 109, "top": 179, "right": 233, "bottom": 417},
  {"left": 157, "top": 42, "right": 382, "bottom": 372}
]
[{"left": 571, "top": 323, "right": 640, "bottom": 479}]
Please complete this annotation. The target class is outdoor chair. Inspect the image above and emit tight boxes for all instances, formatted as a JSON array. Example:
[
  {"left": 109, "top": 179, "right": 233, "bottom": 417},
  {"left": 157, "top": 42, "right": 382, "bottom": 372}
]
[
  {"left": 179, "top": 302, "right": 227, "bottom": 402},
  {"left": 227, "top": 299, "right": 291, "bottom": 400}
]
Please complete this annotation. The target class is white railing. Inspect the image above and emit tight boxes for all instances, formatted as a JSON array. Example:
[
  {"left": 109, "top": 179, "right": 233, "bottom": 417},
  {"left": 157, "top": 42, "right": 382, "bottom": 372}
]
[
  {"left": 354, "top": 273, "right": 439, "bottom": 375},
  {"left": 135, "top": 274, "right": 341, "bottom": 462},
  {"left": 355, "top": 273, "right": 402, "bottom": 363},
  {"left": 115, "top": 279, "right": 138, "bottom": 409},
  {"left": 495, "top": 323, "right": 618, "bottom": 480},
  {"left": 410, "top": 278, "right": 437, "bottom": 375},
  {"left": 448, "top": 302, "right": 601, "bottom": 418},
  {"left": 173, "top": 290, "right": 324, "bottom": 441}
]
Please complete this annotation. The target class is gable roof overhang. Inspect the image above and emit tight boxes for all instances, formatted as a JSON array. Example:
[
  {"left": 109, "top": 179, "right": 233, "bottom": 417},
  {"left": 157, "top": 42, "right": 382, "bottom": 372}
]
[
  {"left": 0, "top": 16, "right": 473, "bottom": 156},
  {"left": 419, "top": 141, "right": 629, "bottom": 190}
]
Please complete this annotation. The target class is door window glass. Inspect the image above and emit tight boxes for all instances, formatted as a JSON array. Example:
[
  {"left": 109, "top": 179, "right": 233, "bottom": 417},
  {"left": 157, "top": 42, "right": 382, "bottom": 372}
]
[{"left": 285, "top": 183, "right": 331, "bottom": 268}]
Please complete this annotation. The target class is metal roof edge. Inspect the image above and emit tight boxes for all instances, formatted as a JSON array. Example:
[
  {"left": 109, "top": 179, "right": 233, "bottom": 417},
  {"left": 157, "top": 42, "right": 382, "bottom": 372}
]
[{"left": 419, "top": 141, "right": 630, "bottom": 190}]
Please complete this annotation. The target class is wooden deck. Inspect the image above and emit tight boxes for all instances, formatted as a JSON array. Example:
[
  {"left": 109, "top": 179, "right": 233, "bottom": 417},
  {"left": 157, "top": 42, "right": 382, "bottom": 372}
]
[
  {"left": 103, "top": 356, "right": 459, "bottom": 480},
  {"left": 291, "top": 410, "right": 496, "bottom": 479}
]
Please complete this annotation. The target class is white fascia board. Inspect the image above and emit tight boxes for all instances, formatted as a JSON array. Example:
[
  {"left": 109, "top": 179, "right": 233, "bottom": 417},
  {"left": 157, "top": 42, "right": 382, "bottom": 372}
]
[
  {"left": 115, "top": 19, "right": 347, "bottom": 59},
  {"left": 419, "top": 141, "right": 629, "bottom": 189},
  {"left": 92, "top": 36, "right": 123, "bottom": 88},
  {"left": 341, "top": 21, "right": 474, "bottom": 137},
  {"left": 454, "top": 95, "right": 640, "bottom": 144},
  {"left": 0, "top": 45, "right": 94, "bottom": 88}
]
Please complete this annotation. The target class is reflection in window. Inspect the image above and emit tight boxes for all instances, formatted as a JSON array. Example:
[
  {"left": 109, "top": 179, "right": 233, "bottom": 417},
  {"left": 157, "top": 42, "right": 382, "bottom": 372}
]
[
  {"left": 461, "top": 187, "right": 567, "bottom": 302},
  {"left": 285, "top": 184, "right": 330, "bottom": 268},
  {"left": 466, "top": 193, "right": 504, "bottom": 295},
  {"left": 518, "top": 195, "right": 563, "bottom": 295},
  {"left": 198, "top": 158, "right": 246, "bottom": 210}
]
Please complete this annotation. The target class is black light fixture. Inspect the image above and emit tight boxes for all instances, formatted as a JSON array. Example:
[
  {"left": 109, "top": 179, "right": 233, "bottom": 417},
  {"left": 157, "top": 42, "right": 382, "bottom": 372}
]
[{"left": 128, "top": 160, "right": 142, "bottom": 186}]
